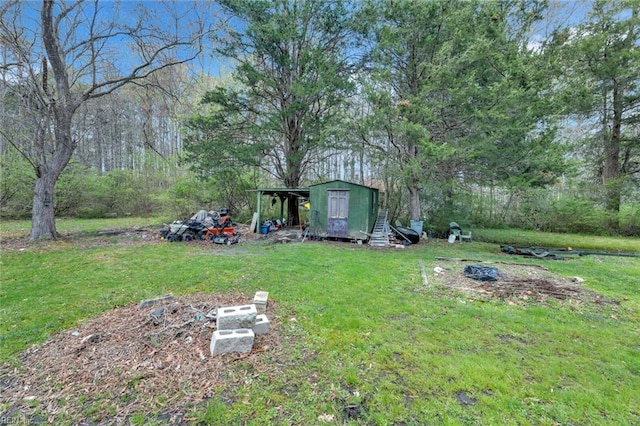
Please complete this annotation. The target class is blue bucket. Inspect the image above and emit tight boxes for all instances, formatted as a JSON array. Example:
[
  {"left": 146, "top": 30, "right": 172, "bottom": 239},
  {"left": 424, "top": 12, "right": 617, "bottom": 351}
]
[
  {"left": 410, "top": 220, "right": 424, "bottom": 236},
  {"left": 259, "top": 224, "right": 269, "bottom": 234}
]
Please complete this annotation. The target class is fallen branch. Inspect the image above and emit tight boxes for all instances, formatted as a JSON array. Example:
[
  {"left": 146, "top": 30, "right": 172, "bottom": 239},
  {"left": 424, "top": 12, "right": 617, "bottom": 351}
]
[
  {"left": 434, "top": 257, "right": 549, "bottom": 271},
  {"left": 139, "top": 294, "right": 174, "bottom": 308},
  {"left": 169, "top": 319, "right": 194, "bottom": 329}
]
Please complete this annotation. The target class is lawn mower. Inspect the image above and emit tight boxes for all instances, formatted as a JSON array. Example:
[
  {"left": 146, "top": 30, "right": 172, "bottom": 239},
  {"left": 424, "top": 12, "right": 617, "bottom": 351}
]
[
  {"left": 161, "top": 210, "right": 209, "bottom": 242},
  {"left": 205, "top": 226, "right": 241, "bottom": 245},
  {"left": 203, "top": 208, "right": 240, "bottom": 245},
  {"left": 161, "top": 208, "right": 239, "bottom": 244}
]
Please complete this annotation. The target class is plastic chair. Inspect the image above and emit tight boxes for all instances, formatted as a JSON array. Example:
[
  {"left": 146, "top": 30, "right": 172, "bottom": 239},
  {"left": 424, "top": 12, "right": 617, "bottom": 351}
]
[{"left": 449, "top": 222, "right": 472, "bottom": 242}]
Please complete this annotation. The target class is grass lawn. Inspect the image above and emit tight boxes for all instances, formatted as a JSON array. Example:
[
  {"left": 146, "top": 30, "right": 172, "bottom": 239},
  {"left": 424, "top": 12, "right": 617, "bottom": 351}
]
[{"left": 1, "top": 218, "right": 639, "bottom": 424}]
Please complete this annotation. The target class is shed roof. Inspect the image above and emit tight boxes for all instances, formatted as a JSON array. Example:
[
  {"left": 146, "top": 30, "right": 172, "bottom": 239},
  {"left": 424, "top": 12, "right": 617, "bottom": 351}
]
[
  {"left": 308, "top": 179, "right": 379, "bottom": 190},
  {"left": 251, "top": 187, "right": 310, "bottom": 198}
]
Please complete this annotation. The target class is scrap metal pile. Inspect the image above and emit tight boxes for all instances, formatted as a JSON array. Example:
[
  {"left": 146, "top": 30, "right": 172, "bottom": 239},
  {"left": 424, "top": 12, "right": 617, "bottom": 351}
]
[
  {"left": 160, "top": 209, "right": 240, "bottom": 245},
  {"left": 501, "top": 245, "right": 639, "bottom": 260}
]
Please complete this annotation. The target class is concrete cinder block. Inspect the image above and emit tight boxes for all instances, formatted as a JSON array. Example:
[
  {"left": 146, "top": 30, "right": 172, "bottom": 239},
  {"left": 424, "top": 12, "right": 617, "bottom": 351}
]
[
  {"left": 210, "top": 329, "right": 255, "bottom": 355},
  {"left": 253, "top": 314, "right": 270, "bottom": 335},
  {"left": 217, "top": 304, "right": 257, "bottom": 330},
  {"left": 253, "top": 291, "right": 269, "bottom": 313}
]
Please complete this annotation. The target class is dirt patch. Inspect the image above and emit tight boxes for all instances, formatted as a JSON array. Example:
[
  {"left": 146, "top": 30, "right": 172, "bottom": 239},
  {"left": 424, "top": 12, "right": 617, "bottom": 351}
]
[
  {"left": 0, "top": 228, "right": 163, "bottom": 251},
  {"left": 429, "top": 261, "right": 614, "bottom": 304},
  {"left": 0, "top": 223, "right": 294, "bottom": 252},
  {"left": 1, "top": 293, "right": 282, "bottom": 423}
]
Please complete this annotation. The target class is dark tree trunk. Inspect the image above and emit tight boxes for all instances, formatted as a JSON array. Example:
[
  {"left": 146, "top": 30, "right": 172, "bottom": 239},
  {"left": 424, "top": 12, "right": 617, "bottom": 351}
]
[
  {"left": 408, "top": 185, "right": 421, "bottom": 222},
  {"left": 31, "top": 167, "right": 59, "bottom": 239},
  {"left": 284, "top": 172, "right": 301, "bottom": 227},
  {"left": 30, "top": 0, "right": 76, "bottom": 240},
  {"left": 407, "top": 141, "right": 421, "bottom": 221},
  {"left": 286, "top": 194, "right": 300, "bottom": 227},
  {"left": 284, "top": 140, "right": 302, "bottom": 226},
  {"left": 604, "top": 80, "right": 623, "bottom": 214},
  {"left": 30, "top": 133, "right": 74, "bottom": 239}
]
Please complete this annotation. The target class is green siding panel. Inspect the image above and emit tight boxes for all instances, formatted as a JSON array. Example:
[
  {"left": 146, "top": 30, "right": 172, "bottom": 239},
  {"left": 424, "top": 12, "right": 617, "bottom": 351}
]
[{"left": 309, "top": 180, "right": 379, "bottom": 239}]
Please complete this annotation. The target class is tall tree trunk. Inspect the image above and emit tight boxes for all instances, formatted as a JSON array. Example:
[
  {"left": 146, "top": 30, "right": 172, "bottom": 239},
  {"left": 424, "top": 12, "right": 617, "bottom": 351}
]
[
  {"left": 284, "top": 123, "right": 303, "bottom": 226},
  {"left": 604, "top": 79, "right": 623, "bottom": 214},
  {"left": 407, "top": 137, "right": 421, "bottom": 221},
  {"left": 408, "top": 185, "right": 420, "bottom": 221},
  {"left": 31, "top": 166, "right": 58, "bottom": 239},
  {"left": 31, "top": 0, "right": 76, "bottom": 240},
  {"left": 284, "top": 171, "right": 301, "bottom": 226},
  {"left": 30, "top": 122, "right": 75, "bottom": 239}
]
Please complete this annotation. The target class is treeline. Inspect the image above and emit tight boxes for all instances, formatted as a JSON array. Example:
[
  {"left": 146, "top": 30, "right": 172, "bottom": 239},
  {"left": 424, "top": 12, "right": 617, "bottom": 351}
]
[
  {"left": 3, "top": 155, "right": 638, "bottom": 236},
  {"left": 0, "top": 156, "right": 257, "bottom": 223},
  {"left": 0, "top": 0, "right": 638, "bottom": 238}
]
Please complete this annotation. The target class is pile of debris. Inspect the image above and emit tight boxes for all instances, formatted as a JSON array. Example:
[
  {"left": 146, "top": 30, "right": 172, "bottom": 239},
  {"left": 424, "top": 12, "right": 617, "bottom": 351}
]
[
  {"left": 429, "top": 259, "right": 616, "bottom": 304},
  {"left": 160, "top": 209, "right": 240, "bottom": 245},
  {"left": 1, "top": 292, "right": 280, "bottom": 423},
  {"left": 210, "top": 291, "right": 271, "bottom": 355},
  {"left": 501, "top": 245, "right": 639, "bottom": 260}
]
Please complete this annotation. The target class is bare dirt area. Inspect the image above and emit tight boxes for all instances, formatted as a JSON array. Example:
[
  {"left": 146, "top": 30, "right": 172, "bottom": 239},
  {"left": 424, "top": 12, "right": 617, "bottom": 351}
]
[
  {"left": 0, "top": 227, "right": 162, "bottom": 252},
  {"left": 1, "top": 293, "right": 283, "bottom": 424},
  {"left": 0, "top": 223, "right": 269, "bottom": 252},
  {"left": 428, "top": 260, "right": 616, "bottom": 305}
]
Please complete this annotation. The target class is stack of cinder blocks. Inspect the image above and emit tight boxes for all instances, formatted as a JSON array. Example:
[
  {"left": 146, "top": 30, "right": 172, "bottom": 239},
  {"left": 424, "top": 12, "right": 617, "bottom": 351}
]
[{"left": 210, "top": 291, "right": 271, "bottom": 355}]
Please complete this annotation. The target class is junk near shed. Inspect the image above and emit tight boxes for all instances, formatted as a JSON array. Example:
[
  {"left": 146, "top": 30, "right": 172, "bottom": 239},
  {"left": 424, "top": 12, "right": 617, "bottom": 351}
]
[
  {"left": 259, "top": 219, "right": 284, "bottom": 234},
  {"left": 160, "top": 209, "right": 240, "bottom": 245},
  {"left": 393, "top": 226, "right": 420, "bottom": 244},
  {"left": 501, "top": 245, "right": 639, "bottom": 260},
  {"left": 463, "top": 265, "right": 502, "bottom": 281}
]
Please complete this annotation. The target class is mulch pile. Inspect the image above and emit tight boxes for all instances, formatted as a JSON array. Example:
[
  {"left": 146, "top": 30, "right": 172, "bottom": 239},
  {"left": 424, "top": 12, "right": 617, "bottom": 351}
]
[{"left": 1, "top": 293, "right": 282, "bottom": 423}]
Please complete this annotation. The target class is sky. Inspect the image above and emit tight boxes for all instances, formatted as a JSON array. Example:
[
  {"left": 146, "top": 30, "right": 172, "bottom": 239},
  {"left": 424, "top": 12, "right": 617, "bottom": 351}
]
[
  {"left": 8, "top": 1, "right": 226, "bottom": 78},
  {"left": 5, "top": 0, "right": 600, "bottom": 83}
]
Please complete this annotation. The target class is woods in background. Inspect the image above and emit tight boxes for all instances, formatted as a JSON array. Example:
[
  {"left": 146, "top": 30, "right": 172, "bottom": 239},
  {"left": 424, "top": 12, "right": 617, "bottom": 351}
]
[{"left": 1, "top": 0, "right": 638, "bottom": 237}]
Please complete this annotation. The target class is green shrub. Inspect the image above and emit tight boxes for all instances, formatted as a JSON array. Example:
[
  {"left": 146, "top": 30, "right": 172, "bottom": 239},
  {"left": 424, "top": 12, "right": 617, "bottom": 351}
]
[
  {"left": 55, "top": 162, "right": 95, "bottom": 217},
  {"left": 0, "top": 153, "right": 35, "bottom": 219},
  {"left": 537, "top": 197, "right": 607, "bottom": 234},
  {"left": 619, "top": 204, "right": 640, "bottom": 236},
  {"left": 164, "top": 175, "right": 213, "bottom": 218}
]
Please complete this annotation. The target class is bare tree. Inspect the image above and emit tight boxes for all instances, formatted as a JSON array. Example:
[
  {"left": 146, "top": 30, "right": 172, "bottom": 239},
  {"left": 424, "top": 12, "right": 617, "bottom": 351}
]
[{"left": 0, "top": 0, "right": 207, "bottom": 239}]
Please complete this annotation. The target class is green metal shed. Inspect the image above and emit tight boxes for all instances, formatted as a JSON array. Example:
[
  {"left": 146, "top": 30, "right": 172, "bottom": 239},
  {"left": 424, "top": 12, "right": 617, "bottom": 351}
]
[{"left": 308, "top": 180, "right": 379, "bottom": 240}]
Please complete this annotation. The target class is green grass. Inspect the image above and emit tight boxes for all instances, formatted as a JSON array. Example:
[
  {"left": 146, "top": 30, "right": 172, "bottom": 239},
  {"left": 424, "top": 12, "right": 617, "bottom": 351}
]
[
  {"left": 1, "top": 218, "right": 639, "bottom": 424},
  {"left": 0, "top": 216, "right": 166, "bottom": 238},
  {"left": 473, "top": 227, "right": 639, "bottom": 253}
]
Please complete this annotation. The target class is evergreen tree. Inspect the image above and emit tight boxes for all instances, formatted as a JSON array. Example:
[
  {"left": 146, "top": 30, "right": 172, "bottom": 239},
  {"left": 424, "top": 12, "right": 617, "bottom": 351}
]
[
  {"left": 183, "top": 0, "right": 356, "bottom": 225},
  {"left": 356, "top": 0, "right": 566, "bottom": 222},
  {"left": 560, "top": 0, "right": 639, "bottom": 216}
]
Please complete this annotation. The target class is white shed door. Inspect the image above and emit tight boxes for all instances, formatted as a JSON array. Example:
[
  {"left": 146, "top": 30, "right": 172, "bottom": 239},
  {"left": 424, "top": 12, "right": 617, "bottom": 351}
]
[{"left": 327, "top": 190, "right": 349, "bottom": 237}]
